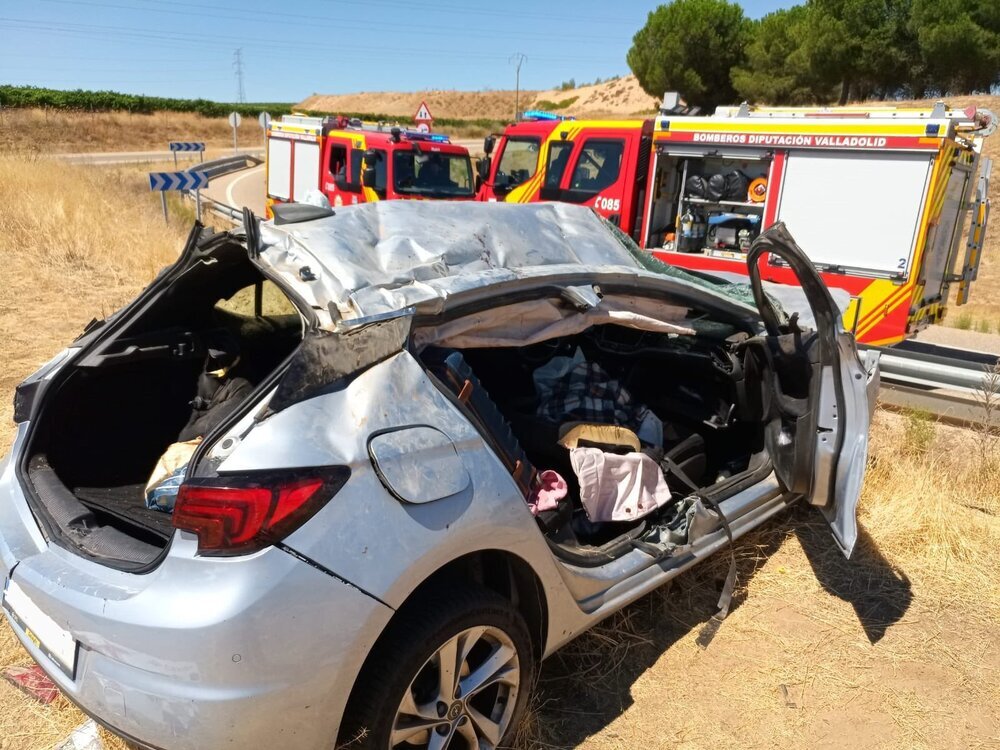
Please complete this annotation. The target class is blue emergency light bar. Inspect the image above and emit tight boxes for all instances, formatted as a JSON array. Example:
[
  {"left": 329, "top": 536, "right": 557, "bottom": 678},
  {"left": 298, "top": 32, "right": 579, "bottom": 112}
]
[
  {"left": 403, "top": 131, "right": 451, "bottom": 143},
  {"left": 521, "top": 110, "right": 574, "bottom": 122}
]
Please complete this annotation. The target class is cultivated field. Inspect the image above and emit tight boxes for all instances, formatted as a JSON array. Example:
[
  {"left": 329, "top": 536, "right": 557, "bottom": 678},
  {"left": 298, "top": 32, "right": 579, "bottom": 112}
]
[{"left": 0, "top": 153, "right": 998, "bottom": 749}]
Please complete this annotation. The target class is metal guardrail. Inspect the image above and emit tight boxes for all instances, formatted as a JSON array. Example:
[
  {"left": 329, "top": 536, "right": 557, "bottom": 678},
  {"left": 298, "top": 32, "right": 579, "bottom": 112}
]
[
  {"left": 198, "top": 192, "right": 244, "bottom": 223},
  {"left": 194, "top": 153, "right": 262, "bottom": 180},
  {"left": 875, "top": 340, "right": 998, "bottom": 393},
  {"left": 179, "top": 153, "right": 261, "bottom": 224},
  {"left": 871, "top": 340, "right": 1000, "bottom": 428}
]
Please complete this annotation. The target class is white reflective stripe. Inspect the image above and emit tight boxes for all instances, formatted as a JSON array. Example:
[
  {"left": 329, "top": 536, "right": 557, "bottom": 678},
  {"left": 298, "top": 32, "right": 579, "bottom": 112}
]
[{"left": 3, "top": 580, "right": 77, "bottom": 673}]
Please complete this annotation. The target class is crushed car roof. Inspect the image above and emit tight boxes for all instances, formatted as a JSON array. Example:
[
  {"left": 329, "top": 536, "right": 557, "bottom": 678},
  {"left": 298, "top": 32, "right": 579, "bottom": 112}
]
[{"left": 255, "top": 201, "right": 760, "bottom": 326}]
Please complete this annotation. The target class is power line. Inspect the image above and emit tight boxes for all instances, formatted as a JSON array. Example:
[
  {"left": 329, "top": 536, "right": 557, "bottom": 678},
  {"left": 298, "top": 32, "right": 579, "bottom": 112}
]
[
  {"left": 0, "top": 18, "right": 624, "bottom": 63},
  {"left": 233, "top": 47, "right": 246, "bottom": 104},
  {"left": 510, "top": 53, "right": 527, "bottom": 122},
  {"left": 24, "top": 0, "right": 633, "bottom": 44}
]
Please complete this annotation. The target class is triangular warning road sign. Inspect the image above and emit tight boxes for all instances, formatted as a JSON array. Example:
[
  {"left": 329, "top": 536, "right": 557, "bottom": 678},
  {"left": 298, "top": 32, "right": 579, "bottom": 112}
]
[{"left": 414, "top": 100, "right": 433, "bottom": 122}]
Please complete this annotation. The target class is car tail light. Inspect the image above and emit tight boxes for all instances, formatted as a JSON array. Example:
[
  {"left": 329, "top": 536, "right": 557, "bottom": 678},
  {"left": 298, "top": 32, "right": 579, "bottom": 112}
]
[{"left": 173, "top": 468, "right": 350, "bottom": 556}]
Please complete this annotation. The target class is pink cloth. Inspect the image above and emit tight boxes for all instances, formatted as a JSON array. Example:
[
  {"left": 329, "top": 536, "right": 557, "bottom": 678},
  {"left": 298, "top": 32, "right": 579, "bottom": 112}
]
[
  {"left": 569, "top": 448, "right": 672, "bottom": 522},
  {"left": 528, "top": 469, "right": 568, "bottom": 515}
]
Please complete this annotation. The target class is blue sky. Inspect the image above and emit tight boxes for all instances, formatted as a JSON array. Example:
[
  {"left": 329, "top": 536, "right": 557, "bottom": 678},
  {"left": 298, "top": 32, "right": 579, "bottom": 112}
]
[{"left": 1, "top": 0, "right": 793, "bottom": 102}]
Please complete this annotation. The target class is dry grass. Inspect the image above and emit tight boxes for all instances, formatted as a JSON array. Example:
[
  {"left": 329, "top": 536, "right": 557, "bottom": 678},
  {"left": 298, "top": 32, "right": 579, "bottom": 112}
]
[
  {"left": 0, "top": 153, "right": 998, "bottom": 749},
  {"left": 0, "top": 108, "right": 267, "bottom": 154},
  {"left": 0, "top": 154, "right": 184, "bottom": 749},
  {"left": 0, "top": 154, "right": 185, "bottom": 444}
]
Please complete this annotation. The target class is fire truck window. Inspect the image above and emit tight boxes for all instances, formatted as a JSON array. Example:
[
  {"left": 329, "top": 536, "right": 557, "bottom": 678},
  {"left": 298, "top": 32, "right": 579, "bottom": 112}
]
[
  {"left": 329, "top": 144, "right": 348, "bottom": 179},
  {"left": 544, "top": 141, "right": 574, "bottom": 190},
  {"left": 448, "top": 157, "right": 473, "bottom": 192},
  {"left": 495, "top": 138, "right": 540, "bottom": 189},
  {"left": 371, "top": 148, "right": 387, "bottom": 195},
  {"left": 570, "top": 140, "right": 625, "bottom": 194},
  {"left": 394, "top": 151, "right": 474, "bottom": 197}
]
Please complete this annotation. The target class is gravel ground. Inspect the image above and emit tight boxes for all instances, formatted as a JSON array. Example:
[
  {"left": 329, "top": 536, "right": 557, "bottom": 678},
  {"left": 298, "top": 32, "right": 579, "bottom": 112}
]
[{"left": 914, "top": 325, "right": 1000, "bottom": 356}]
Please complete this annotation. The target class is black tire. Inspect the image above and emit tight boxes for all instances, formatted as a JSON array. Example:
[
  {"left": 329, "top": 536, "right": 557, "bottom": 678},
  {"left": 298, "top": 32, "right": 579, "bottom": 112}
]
[{"left": 339, "top": 586, "right": 536, "bottom": 750}]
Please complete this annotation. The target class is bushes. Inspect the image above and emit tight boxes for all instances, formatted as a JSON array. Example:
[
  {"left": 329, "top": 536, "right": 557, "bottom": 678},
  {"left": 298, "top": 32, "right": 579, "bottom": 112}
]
[
  {"left": 0, "top": 85, "right": 294, "bottom": 118},
  {"left": 533, "top": 96, "right": 580, "bottom": 111}
]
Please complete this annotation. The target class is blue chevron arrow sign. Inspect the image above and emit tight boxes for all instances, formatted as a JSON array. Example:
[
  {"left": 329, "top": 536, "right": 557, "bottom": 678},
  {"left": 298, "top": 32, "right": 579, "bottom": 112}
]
[
  {"left": 168, "top": 142, "right": 205, "bottom": 152},
  {"left": 148, "top": 171, "right": 209, "bottom": 191}
]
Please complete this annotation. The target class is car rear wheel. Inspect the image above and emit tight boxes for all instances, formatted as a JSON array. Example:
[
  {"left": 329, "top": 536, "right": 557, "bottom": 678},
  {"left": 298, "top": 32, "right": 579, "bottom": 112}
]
[{"left": 342, "top": 587, "right": 535, "bottom": 749}]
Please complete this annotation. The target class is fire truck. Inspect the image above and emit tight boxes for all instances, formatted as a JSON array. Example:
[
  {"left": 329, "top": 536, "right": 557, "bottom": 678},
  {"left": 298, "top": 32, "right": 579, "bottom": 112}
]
[
  {"left": 266, "top": 114, "right": 475, "bottom": 217},
  {"left": 478, "top": 104, "right": 994, "bottom": 345}
]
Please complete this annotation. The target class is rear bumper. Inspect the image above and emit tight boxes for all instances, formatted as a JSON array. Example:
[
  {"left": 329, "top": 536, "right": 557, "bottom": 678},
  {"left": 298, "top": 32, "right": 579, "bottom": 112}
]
[{"left": 1, "top": 429, "right": 393, "bottom": 750}]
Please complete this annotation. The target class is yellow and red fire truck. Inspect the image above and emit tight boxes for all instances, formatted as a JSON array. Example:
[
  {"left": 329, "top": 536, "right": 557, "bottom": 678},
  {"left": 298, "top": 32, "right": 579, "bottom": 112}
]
[
  {"left": 266, "top": 114, "right": 476, "bottom": 218},
  {"left": 478, "top": 104, "right": 994, "bottom": 345}
]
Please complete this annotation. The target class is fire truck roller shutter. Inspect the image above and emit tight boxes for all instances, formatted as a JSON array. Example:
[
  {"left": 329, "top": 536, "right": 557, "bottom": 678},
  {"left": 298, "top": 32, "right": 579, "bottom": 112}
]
[
  {"left": 267, "top": 138, "right": 292, "bottom": 200},
  {"left": 775, "top": 150, "right": 934, "bottom": 278},
  {"left": 292, "top": 141, "right": 321, "bottom": 203}
]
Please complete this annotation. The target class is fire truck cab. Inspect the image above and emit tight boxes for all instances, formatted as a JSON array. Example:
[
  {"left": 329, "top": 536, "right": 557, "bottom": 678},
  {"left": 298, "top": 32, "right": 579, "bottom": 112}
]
[
  {"left": 643, "top": 103, "right": 994, "bottom": 345},
  {"left": 266, "top": 114, "right": 475, "bottom": 217},
  {"left": 477, "top": 112, "right": 652, "bottom": 233}
]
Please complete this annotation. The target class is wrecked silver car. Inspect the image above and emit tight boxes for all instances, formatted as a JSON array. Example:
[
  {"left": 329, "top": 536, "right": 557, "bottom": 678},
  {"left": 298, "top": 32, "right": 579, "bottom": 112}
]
[{"left": 0, "top": 201, "right": 878, "bottom": 749}]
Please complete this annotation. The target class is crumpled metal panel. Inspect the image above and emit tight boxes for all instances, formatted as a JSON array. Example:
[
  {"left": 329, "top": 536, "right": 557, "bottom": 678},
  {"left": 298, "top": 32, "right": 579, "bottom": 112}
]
[{"left": 255, "top": 201, "right": 756, "bottom": 325}]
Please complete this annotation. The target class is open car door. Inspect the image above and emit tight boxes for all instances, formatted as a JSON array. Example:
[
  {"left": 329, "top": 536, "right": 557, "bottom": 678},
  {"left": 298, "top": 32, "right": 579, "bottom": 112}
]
[{"left": 745, "top": 223, "right": 879, "bottom": 557}]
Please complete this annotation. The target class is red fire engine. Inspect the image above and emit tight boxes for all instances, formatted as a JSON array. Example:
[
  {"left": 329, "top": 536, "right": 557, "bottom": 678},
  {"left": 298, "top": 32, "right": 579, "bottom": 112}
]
[
  {"left": 266, "top": 114, "right": 475, "bottom": 218},
  {"left": 478, "top": 104, "right": 993, "bottom": 345}
]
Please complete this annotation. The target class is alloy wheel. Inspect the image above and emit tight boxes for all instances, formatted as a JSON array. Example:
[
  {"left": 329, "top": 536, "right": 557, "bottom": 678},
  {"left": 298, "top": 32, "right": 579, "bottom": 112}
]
[{"left": 389, "top": 625, "right": 521, "bottom": 749}]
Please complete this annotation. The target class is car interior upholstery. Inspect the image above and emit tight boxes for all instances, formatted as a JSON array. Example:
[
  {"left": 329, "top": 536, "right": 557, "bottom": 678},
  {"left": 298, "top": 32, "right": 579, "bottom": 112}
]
[{"left": 418, "top": 314, "right": 770, "bottom": 562}]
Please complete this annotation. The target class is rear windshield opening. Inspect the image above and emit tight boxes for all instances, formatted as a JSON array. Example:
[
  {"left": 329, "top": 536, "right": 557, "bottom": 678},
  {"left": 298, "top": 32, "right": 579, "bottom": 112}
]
[{"left": 22, "top": 238, "right": 305, "bottom": 570}]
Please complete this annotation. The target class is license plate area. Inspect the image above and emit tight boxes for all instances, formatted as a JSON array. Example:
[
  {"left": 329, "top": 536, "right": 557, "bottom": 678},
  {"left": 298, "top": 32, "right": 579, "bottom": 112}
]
[{"left": 2, "top": 578, "right": 78, "bottom": 679}]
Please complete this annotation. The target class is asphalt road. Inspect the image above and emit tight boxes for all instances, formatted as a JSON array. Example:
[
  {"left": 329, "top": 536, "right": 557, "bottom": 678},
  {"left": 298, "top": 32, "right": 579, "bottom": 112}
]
[{"left": 203, "top": 163, "right": 267, "bottom": 215}]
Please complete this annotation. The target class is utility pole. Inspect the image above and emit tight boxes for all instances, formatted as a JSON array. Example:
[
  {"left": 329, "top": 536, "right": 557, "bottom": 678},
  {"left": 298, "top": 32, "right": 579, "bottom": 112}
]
[
  {"left": 233, "top": 48, "right": 247, "bottom": 104},
  {"left": 509, "top": 52, "right": 527, "bottom": 122}
]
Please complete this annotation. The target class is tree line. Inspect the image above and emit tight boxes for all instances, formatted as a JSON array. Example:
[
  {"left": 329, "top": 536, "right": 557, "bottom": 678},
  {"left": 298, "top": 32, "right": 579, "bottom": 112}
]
[{"left": 627, "top": 0, "right": 1000, "bottom": 111}]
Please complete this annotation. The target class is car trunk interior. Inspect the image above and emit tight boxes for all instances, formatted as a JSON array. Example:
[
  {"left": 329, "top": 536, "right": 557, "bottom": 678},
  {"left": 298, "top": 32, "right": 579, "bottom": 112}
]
[
  {"left": 418, "top": 309, "right": 771, "bottom": 563},
  {"left": 22, "top": 238, "right": 304, "bottom": 569}
]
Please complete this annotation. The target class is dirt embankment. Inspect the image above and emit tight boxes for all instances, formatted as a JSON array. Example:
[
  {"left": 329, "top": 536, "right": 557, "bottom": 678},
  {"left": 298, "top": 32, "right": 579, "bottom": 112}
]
[{"left": 298, "top": 74, "right": 660, "bottom": 120}]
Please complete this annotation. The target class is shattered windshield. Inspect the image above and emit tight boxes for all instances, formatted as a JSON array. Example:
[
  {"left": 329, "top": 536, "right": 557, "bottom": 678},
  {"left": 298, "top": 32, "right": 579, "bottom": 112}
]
[
  {"left": 600, "top": 217, "right": 787, "bottom": 319},
  {"left": 393, "top": 151, "right": 474, "bottom": 198}
]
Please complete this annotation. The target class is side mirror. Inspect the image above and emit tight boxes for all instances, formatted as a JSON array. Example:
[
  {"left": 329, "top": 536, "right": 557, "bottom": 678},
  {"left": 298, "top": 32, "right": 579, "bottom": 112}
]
[
  {"left": 483, "top": 134, "right": 496, "bottom": 155},
  {"left": 362, "top": 149, "right": 380, "bottom": 188},
  {"left": 477, "top": 156, "right": 492, "bottom": 183}
]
